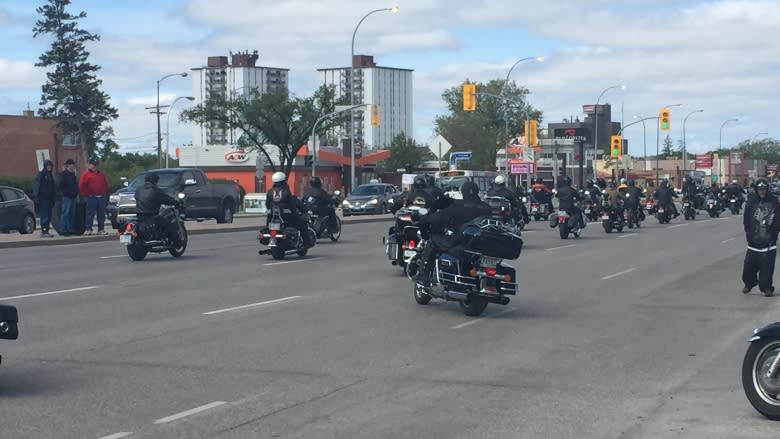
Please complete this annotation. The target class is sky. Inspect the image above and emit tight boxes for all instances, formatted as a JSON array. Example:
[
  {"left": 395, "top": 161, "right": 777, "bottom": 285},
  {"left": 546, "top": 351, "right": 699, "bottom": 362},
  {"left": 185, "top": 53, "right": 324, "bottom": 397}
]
[{"left": 0, "top": 0, "right": 778, "bottom": 158}]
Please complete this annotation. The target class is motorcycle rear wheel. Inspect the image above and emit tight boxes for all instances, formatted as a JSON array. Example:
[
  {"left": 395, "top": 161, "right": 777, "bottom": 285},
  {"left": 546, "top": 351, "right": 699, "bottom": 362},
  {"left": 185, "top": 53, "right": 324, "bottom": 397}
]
[
  {"left": 127, "top": 242, "right": 148, "bottom": 261},
  {"left": 743, "top": 338, "right": 780, "bottom": 421},
  {"left": 459, "top": 295, "right": 488, "bottom": 317},
  {"left": 559, "top": 223, "right": 569, "bottom": 239},
  {"left": 271, "top": 248, "right": 285, "bottom": 260}
]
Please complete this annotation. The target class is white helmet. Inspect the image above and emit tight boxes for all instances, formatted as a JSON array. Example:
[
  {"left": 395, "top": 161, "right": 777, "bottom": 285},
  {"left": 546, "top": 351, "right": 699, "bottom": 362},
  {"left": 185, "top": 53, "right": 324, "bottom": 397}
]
[
  {"left": 272, "top": 171, "right": 287, "bottom": 183},
  {"left": 494, "top": 175, "right": 506, "bottom": 185},
  {"left": 732, "top": 179, "right": 738, "bottom": 185}
]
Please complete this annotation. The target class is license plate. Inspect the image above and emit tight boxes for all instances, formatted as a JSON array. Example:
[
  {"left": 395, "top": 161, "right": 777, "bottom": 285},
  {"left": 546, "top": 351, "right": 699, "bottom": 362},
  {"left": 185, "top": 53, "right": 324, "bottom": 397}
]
[
  {"left": 480, "top": 256, "right": 500, "bottom": 267},
  {"left": 731, "top": 200, "right": 736, "bottom": 203},
  {"left": 557, "top": 211, "right": 567, "bottom": 216},
  {"left": 404, "top": 250, "right": 416, "bottom": 259},
  {"left": 269, "top": 223, "right": 281, "bottom": 230},
  {"left": 269, "top": 238, "right": 277, "bottom": 247},
  {"left": 683, "top": 203, "right": 690, "bottom": 207},
  {"left": 601, "top": 215, "right": 610, "bottom": 220},
  {"left": 584, "top": 209, "right": 591, "bottom": 214},
  {"left": 119, "top": 234, "right": 132, "bottom": 245},
  {"left": 532, "top": 207, "right": 538, "bottom": 212},
  {"left": 658, "top": 208, "right": 664, "bottom": 213}
]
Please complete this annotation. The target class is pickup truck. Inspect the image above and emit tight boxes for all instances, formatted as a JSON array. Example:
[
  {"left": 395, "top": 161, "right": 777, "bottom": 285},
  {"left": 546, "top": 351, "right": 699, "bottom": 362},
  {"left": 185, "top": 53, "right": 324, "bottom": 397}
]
[{"left": 108, "top": 168, "right": 241, "bottom": 229}]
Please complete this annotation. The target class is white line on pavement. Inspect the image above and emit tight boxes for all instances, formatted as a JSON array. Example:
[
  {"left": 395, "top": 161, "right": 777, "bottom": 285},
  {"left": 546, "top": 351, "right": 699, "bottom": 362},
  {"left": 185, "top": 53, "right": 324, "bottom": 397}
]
[
  {"left": 450, "top": 308, "right": 515, "bottom": 330},
  {"left": 602, "top": 267, "right": 637, "bottom": 280},
  {"left": 99, "top": 255, "right": 124, "bottom": 259},
  {"left": 97, "top": 433, "right": 133, "bottom": 439},
  {"left": 263, "top": 257, "right": 321, "bottom": 266},
  {"left": 722, "top": 237, "right": 736, "bottom": 243},
  {"left": 668, "top": 223, "right": 689, "bottom": 229},
  {"left": 203, "top": 296, "right": 302, "bottom": 315},
  {"left": 154, "top": 401, "right": 227, "bottom": 424},
  {"left": 0, "top": 285, "right": 100, "bottom": 301},
  {"left": 545, "top": 244, "right": 576, "bottom": 251},
  {"left": 617, "top": 233, "right": 638, "bottom": 238}
]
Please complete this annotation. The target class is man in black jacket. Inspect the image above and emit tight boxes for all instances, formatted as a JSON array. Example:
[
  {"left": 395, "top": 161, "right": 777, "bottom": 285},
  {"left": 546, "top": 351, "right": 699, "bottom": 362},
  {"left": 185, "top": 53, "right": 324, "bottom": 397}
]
[
  {"left": 488, "top": 175, "right": 530, "bottom": 223},
  {"left": 555, "top": 176, "right": 584, "bottom": 229},
  {"left": 653, "top": 180, "right": 679, "bottom": 217},
  {"left": 413, "top": 181, "right": 492, "bottom": 286},
  {"left": 135, "top": 173, "right": 181, "bottom": 245},
  {"left": 405, "top": 175, "right": 435, "bottom": 209},
  {"left": 303, "top": 176, "right": 338, "bottom": 232},
  {"left": 742, "top": 178, "right": 780, "bottom": 296},
  {"left": 58, "top": 159, "right": 79, "bottom": 236},
  {"left": 33, "top": 159, "right": 57, "bottom": 237},
  {"left": 265, "top": 171, "right": 308, "bottom": 244}
]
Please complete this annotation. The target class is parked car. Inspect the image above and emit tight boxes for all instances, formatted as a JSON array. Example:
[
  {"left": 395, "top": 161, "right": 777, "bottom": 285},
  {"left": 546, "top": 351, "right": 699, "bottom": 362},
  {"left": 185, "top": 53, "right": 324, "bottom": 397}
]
[
  {"left": 341, "top": 183, "right": 400, "bottom": 216},
  {"left": 107, "top": 168, "right": 241, "bottom": 229},
  {"left": 0, "top": 186, "right": 36, "bottom": 234}
]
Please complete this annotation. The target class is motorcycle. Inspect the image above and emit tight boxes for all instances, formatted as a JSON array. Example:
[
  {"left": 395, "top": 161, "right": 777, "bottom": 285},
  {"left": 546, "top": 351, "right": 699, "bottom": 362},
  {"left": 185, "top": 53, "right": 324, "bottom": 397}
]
[
  {"left": 529, "top": 193, "right": 550, "bottom": 221},
  {"left": 682, "top": 196, "right": 696, "bottom": 221},
  {"left": 118, "top": 194, "right": 188, "bottom": 261},
  {"left": 407, "top": 218, "right": 522, "bottom": 317},
  {"left": 304, "top": 191, "right": 342, "bottom": 242},
  {"left": 582, "top": 194, "right": 600, "bottom": 222},
  {"left": 705, "top": 195, "right": 720, "bottom": 218},
  {"left": 645, "top": 197, "right": 658, "bottom": 216},
  {"left": 656, "top": 203, "right": 673, "bottom": 224},
  {"left": 384, "top": 206, "right": 428, "bottom": 269},
  {"left": 742, "top": 321, "right": 780, "bottom": 420},
  {"left": 258, "top": 207, "right": 316, "bottom": 260},
  {"left": 484, "top": 196, "right": 524, "bottom": 234},
  {"left": 551, "top": 205, "right": 582, "bottom": 239},
  {"left": 625, "top": 200, "right": 642, "bottom": 229},
  {"left": 730, "top": 195, "right": 742, "bottom": 215},
  {"left": 601, "top": 197, "right": 625, "bottom": 233},
  {"left": 0, "top": 304, "right": 19, "bottom": 365}
]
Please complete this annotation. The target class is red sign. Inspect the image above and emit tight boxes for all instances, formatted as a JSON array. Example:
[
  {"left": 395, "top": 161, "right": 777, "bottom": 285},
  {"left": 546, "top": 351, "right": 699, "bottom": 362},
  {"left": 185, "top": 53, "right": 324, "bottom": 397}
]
[
  {"left": 509, "top": 161, "right": 535, "bottom": 175},
  {"left": 695, "top": 153, "right": 712, "bottom": 169},
  {"left": 767, "top": 164, "right": 778, "bottom": 172}
]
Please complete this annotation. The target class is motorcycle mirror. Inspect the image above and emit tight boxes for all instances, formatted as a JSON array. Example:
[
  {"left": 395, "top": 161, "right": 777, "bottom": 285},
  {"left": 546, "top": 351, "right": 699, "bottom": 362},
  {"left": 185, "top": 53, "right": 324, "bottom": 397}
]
[
  {"left": 334, "top": 190, "right": 341, "bottom": 196},
  {"left": 123, "top": 181, "right": 129, "bottom": 187}
]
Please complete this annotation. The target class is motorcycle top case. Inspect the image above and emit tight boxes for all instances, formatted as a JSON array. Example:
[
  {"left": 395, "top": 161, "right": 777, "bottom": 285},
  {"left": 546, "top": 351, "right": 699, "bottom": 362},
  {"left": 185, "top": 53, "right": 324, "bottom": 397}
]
[
  {"left": 0, "top": 304, "right": 19, "bottom": 340},
  {"left": 460, "top": 220, "right": 523, "bottom": 260}
]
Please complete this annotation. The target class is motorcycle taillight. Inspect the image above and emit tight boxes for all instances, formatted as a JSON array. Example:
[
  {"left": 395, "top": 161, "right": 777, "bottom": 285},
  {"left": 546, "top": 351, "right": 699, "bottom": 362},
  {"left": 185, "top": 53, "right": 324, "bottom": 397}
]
[
  {"left": 125, "top": 223, "right": 134, "bottom": 232},
  {"left": 484, "top": 267, "right": 497, "bottom": 277},
  {"left": 407, "top": 240, "right": 416, "bottom": 249},
  {"left": 270, "top": 230, "right": 277, "bottom": 237},
  {"left": 501, "top": 209, "right": 510, "bottom": 217}
]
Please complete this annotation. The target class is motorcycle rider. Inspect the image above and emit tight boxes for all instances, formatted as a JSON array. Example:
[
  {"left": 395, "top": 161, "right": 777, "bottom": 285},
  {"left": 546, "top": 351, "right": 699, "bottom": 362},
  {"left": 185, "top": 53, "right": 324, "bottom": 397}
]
[
  {"left": 265, "top": 171, "right": 309, "bottom": 244},
  {"left": 726, "top": 179, "right": 745, "bottom": 206},
  {"left": 405, "top": 175, "right": 436, "bottom": 208},
  {"left": 682, "top": 176, "right": 698, "bottom": 210},
  {"left": 422, "top": 174, "right": 452, "bottom": 211},
  {"left": 653, "top": 180, "right": 679, "bottom": 218},
  {"left": 530, "top": 177, "right": 554, "bottom": 214},
  {"left": 742, "top": 178, "right": 780, "bottom": 296},
  {"left": 414, "top": 181, "right": 492, "bottom": 286},
  {"left": 303, "top": 176, "right": 338, "bottom": 233},
  {"left": 624, "top": 179, "right": 644, "bottom": 221},
  {"left": 134, "top": 173, "right": 182, "bottom": 246},
  {"left": 603, "top": 181, "right": 626, "bottom": 220},
  {"left": 488, "top": 175, "right": 530, "bottom": 224},
  {"left": 555, "top": 175, "right": 585, "bottom": 229},
  {"left": 617, "top": 177, "right": 628, "bottom": 192}
]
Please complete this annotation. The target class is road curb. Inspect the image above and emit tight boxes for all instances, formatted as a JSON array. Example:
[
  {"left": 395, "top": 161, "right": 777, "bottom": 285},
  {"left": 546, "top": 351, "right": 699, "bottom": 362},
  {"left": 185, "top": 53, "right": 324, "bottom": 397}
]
[{"left": 0, "top": 216, "right": 391, "bottom": 249}]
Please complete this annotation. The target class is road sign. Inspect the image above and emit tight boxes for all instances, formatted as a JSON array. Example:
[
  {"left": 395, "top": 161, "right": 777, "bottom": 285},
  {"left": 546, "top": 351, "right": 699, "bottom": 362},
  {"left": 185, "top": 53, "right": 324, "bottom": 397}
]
[
  {"left": 449, "top": 151, "right": 472, "bottom": 166},
  {"left": 509, "top": 160, "right": 534, "bottom": 175},
  {"left": 695, "top": 153, "right": 712, "bottom": 169},
  {"left": 519, "top": 147, "right": 534, "bottom": 162}
]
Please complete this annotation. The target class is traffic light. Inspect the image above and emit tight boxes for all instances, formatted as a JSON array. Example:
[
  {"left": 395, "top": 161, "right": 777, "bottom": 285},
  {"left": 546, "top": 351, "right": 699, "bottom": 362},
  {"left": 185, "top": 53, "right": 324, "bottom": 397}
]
[
  {"left": 528, "top": 120, "right": 538, "bottom": 147},
  {"left": 462, "top": 83, "right": 476, "bottom": 111},
  {"left": 370, "top": 104, "right": 380, "bottom": 126},
  {"left": 610, "top": 135, "right": 623, "bottom": 158},
  {"left": 659, "top": 108, "right": 671, "bottom": 131}
]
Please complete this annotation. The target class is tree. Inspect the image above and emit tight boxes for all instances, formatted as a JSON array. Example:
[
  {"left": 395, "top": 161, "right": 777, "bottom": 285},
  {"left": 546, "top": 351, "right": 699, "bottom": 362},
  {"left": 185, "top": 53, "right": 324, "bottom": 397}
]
[
  {"left": 181, "top": 85, "right": 342, "bottom": 175},
  {"left": 33, "top": 0, "right": 118, "bottom": 160},
  {"left": 736, "top": 138, "right": 780, "bottom": 163},
  {"left": 661, "top": 135, "right": 681, "bottom": 158},
  {"left": 435, "top": 79, "right": 542, "bottom": 170},
  {"left": 381, "top": 134, "right": 434, "bottom": 173}
]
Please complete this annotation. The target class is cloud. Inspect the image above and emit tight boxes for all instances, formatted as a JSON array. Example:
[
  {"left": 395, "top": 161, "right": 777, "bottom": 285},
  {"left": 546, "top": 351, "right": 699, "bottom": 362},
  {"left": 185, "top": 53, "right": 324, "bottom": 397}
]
[{"left": 0, "top": 59, "right": 45, "bottom": 89}]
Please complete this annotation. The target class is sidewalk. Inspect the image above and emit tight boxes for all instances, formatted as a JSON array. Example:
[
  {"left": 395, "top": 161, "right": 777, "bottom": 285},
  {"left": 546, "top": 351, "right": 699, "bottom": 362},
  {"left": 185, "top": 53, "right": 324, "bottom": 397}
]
[{"left": 0, "top": 212, "right": 392, "bottom": 249}]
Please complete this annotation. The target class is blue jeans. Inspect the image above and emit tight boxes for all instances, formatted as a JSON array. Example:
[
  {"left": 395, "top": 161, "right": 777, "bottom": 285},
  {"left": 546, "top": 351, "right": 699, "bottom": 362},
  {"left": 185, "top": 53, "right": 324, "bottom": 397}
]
[
  {"left": 60, "top": 196, "right": 76, "bottom": 233},
  {"left": 39, "top": 199, "right": 53, "bottom": 232},
  {"left": 85, "top": 196, "right": 106, "bottom": 231}
]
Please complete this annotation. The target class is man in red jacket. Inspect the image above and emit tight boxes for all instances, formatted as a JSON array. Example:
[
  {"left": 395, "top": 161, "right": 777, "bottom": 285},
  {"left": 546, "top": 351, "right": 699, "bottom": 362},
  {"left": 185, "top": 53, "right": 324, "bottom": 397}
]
[{"left": 79, "top": 158, "right": 109, "bottom": 235}]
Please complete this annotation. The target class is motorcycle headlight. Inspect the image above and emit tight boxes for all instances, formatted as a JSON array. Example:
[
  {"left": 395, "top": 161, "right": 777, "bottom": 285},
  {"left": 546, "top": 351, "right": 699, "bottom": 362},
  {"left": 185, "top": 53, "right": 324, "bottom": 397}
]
[
  {"left": 342, "top": 200, "right": 351, "bottom": 207},
  {"left": 388, "top": 198, "right": 394, "bottom": 204},
  {"left": 585, "top": 190, "right": 590, "bottom": 195},
  {"left": 522, "top": 197, "right": 528, "bottom": 203},
  {"left": 368, "top": 199, "right": 379, "bottom": 205},
  {"left": 109, "top": 194, "right": 120, "bottom": 204}
]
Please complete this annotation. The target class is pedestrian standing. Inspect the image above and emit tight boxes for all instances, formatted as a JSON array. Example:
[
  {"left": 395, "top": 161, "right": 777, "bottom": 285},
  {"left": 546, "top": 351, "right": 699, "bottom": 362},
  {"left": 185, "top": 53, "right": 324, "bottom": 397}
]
[
  {"left": 79, "top": 158, "right": 109, "bottom": 235},
  {"left": 742, "top": 178, "right": 780, "bottom": 297},
  {"left": 33, "top": 159, "right": 57, "bottom": 237},
  {"left": 58, "top": 158, "right": 79, "bottom": 236}
]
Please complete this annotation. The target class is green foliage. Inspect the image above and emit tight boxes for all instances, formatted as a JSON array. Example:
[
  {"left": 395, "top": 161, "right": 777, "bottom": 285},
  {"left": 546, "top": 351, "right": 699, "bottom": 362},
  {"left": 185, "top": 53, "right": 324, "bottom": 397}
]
[
  {"left": 381, "top": 134, "right": 434, "bottom": 173},
  {"left": 661, "top": 135, "right": 681, "bottom": 158},
  {"left": 435, "top": 79, "right": 542, "bottom": 170},
  {"left": 181, "top": 85, "right": 342, "bottom": 175},
  {"left": 0, "top": 176, "right": 35, "bottom": 196},
  {"left": 736, "top": 138, "right": 780, "bottom": 163},
  {"left": 33, "top": 0, "right": 118, "bottom": 159},
  {"left": 98, "top": 152, "right": 174, "bottom": 192}
]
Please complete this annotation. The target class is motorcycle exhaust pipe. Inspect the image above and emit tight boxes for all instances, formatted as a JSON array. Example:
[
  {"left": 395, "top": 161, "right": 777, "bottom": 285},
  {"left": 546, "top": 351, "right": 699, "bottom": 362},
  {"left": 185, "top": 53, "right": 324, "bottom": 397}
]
[
  {"left": 446, "top": 291, "right": 468, "bottom": 301},
  {"left": 485, "top": 296, "right": 511, "bottom": 305}
]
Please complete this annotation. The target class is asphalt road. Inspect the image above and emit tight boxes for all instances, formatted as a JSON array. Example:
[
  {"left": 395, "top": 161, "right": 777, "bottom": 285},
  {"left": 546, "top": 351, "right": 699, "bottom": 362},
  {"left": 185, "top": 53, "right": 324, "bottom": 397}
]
[{"left": 0, "top": 212, "right": 778, "bottom": 439}]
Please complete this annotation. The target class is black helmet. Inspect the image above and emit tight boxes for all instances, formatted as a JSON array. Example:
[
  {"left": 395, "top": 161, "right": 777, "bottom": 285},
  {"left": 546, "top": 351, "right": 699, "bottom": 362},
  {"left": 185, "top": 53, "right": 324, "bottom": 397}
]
[
  {"left": 461, "top": 181, "right": 480, "bottom": 200},
  {"left": 310, "top": 176, "right": 322, "bottom": 188},
  {"left": 422, "top": 174, "right": 435, "bottom": 188},
  {"left": 535, "top": 177, "right": 543, "bottom": 184},
  {"left": 628, "top": 179, "right": 635, "bottom": 187},
  {"left": 413, "top": 175, "right": 426, "bottom": 189},
  {"left": 562, "top": 176, "right": 571, "bottom": 186},
  {"left": 145, "top": 173, "right": 160, "bottom": 184}
]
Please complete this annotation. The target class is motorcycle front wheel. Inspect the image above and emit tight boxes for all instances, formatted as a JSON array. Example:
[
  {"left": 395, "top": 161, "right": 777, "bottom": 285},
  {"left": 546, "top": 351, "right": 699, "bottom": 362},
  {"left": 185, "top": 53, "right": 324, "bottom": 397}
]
[
  {"left": 169, "top": 226, "right": 188, "bottom": 257},
  {"left": 743, "top": 338, "right": 780, "bottom": 420},
  {"left": 330, "top": 217, "right": 342, "bottom": 242}
]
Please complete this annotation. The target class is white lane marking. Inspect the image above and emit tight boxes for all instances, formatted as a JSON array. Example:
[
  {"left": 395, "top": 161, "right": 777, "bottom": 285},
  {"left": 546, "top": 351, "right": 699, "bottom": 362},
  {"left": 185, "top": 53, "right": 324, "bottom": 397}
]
[
  {"left": 263, "top": 257, "right": 321, "bottom": 266},
  {"left": 451, "top": 308, "right": 515, "bottom": 330},
  {"left": 203, "top": 296, "right": 302, "bottom": 315},
  {"left": 97, "top": 433, "right": 133, "bottom": 439},
  {"left": 618, "top": 233, "right": 638, "bottom": 238},
  {"left": 99, "top": 255, "right": 124, "bottom": 259},
  {"left": 0, "top": 286, "right": 100, "bottom": 301},
  {"left": 722, "top": 237, "right": 736, "bottom": 243},
  {"left": 545, "top": 244, "right": 576, "bottom": 251},
  {"left": 602, "top": 267, "right": 637, "bottom": 280},
  {"left": 668, "top": 223, "right": 689, "bottom": 229},
  {"left": 154, "top": 401, "right": 227, "bottom": 424}
]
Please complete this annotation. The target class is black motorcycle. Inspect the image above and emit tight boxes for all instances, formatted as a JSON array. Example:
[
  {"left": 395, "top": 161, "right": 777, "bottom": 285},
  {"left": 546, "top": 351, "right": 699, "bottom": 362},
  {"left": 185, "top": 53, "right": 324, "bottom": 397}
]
[
  {"left": 119, "top": 195, "right": 188, "bottom": 261},
  {"left": 729, "top": 194, "right": 742, "bottom": 215},
  {"left": 705, "top": 194, "right": 720, "bottom": 218},
  {"left": 384, "top": 206, "right": 429, "bottom": 269},
  {"left": 601, "top": 197, "right": 625, "bottom": 233},
  {"left": 656, "top": 203, "right": 673, "bottom": 224},
  {"left": 484, "top": 196, "right": 524, "bottom": 234},
  {"left": 743, "top": 321, "right": 780, "bottom": 420},
  {"left": 304, "top": 191, "right": 342, "bottom": 242},
  {"left": 682, "top": 196, "right": 696, "bottom": 221},
  {"left": 0, "top": 304, "right": 19, "bottom": 365},
  {"left": 258, "top": 207, "right": 316, "bottom": 260},
  {"left": 407, "top": 218, "right": 522, "bottom": 317}
]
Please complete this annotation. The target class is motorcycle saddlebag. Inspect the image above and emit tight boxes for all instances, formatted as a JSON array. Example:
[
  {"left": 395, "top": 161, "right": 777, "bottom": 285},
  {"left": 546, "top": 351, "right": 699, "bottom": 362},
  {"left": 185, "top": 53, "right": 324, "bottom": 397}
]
[
  {"left": 461, "top": 222, "right": 523, "bottom": 260},
  {"left": 0, "top": 304, "right": 19, "bottom": 340}
]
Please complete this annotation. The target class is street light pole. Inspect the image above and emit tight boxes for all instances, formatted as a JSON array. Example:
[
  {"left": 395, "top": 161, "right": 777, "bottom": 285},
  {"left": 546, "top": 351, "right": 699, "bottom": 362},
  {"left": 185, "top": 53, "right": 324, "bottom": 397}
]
[
  {"left": 350, "top": 6, "right": 398, "bottom": 193},
  {"left": 312, "top": 104, "right": 371, "bottom": 177},
  {"left": 156, "top": 72, "right": 188, "bottom": 168},
  {"left": 682, "top": 109, "right": 704, "bottom": 177},
  {"left": 592, "top": 85, "right": 626, "bottom": 180},
  {"left": 752, "top": 132, "right": 769, "bottom": 143},
  {"left": 719, "top": 118, "right": 739, "bottom": 183},
  {"left": 633, "top": 115, "right": 648, "bottom": 171},
  {"left": 165, "top": 96, "right": 195, "bottom": 168}
]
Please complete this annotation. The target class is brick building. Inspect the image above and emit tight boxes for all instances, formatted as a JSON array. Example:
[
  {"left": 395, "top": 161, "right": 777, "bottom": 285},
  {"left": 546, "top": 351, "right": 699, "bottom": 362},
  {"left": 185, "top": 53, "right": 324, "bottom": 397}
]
[{"left": 0, "top": 111, "right": 87, "bottom": 178}]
